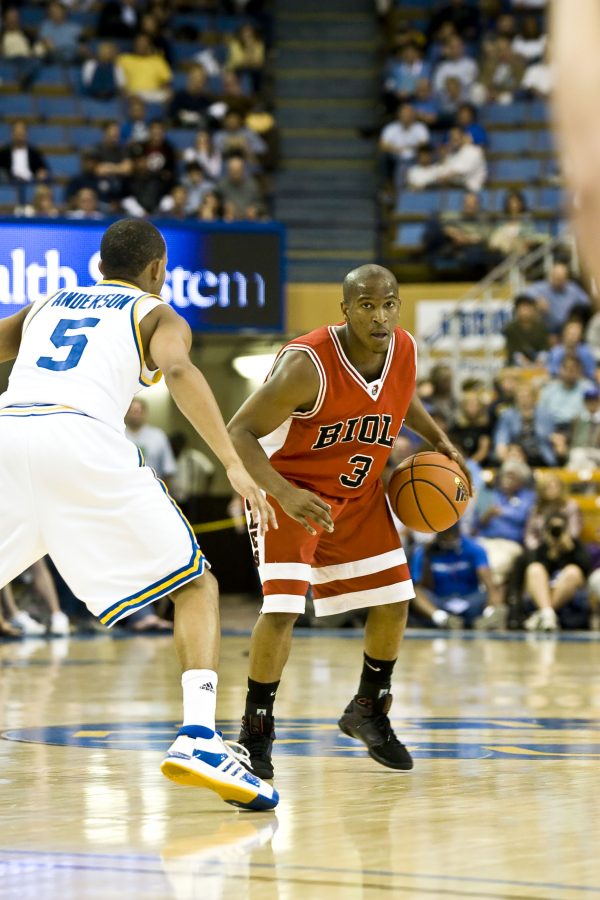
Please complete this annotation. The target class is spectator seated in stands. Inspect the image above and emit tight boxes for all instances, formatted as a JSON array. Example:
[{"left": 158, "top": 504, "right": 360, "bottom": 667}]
[
  {"left": 169, "top": 430, "right": 215, "bottom": 522},
  {"left": 512, "top": 14, "right": 547, "bottom": 63},
  {"left": 139, "top": 11, "right": 172, "bottom": 67},
  {"left": 494, "top": 382, "right": 556, "bottom": 466},
  {"left": 421, "top": 191, "right": 497, "bottom": 280},
  {"left": 170, "top": 65, "right": 213, "bottom": 129},
  {"left": 488, "top": 190, "right": 547, "bottom": 260},
  {"left": 407, "top": 126, "right": 487, "bottom": 192},
  {"left": 436, "top": 75, "right": 467, "bottom": 126},
  {"left": 226, "top": 23, "right": 266, "bottom": 95},
  {"left": 91, "top": 121, "right": 132, "bottom": 208},
  {"left": 449, "top": 389, "right": 492, "bottom": 464},
  {"left": 547, "top": 320, "right": 597, "bottom": 381},
  {"left": 427, "top": 0, "right": 481, "bottom": 45},
  {"left": 472, "top": 459, "right": 535, "bottom": 596},
  {"left": 524, "top": 471, "right": 583, "bottom": 552},
  {"left": 0, "top": 120, "right": 49, "bottom": 184},
  {"left": 97, "top": 0, "right": 140, "bottom": 40},
  {"left": 120, "top": 97, "right": 150, "bottom": 145},
  {"left": 518, "top": 513, "right": 592, "bottom": 632},
  {"left": 180, "top": 161, "right": 215, "bottom": 215},
  {"left": 64, "top": 150, "right": 99, "bottom": 209},
  {"left": 81, "top": 41, "right": 124, "bottom": 101},
  {"left": 14, "top": 184, "right": 59, "bottom": 218},
  {"left": 196, "top": 190, "right": 222, "bottom": 222},
  {"left": 411, "top": 78, "right": 440, "bottom": 128},
  {"left": 379, "top": 102, "right": 430, "bottom": 183},
  {"left": 136, "top": 120, "right": 177, "bottom": 195},
  {"left": 585, "top": 311, "right": 600, "bottom": 362},
  {"left": 217, "top": 153, "right": 262, "bottom": 222},
  {"left": 39, "top": 1, "right": 84, "bottom": 65},
  {"left": 410, "top": 524, "right": 503, "bottom": 630},
  {"left": 521, "top": 57, "right": 553, "bottom": 99},
  {"left": 213, "top": 110, "right": 267, "bottom": 171},
  {"left": 214, "top": 70, "right": 254, "bottom": 119},
  {"left": 117, "top": 33, "right": 172, "bottom": 104},
  {"left": 158, "top": 184, "right": 189, "bottom": 220},
  {"left": 525, "top": 261, "right": 591, "bottom": 335},
  {"left": 472, "top": 35, "right": 525, "bottom": 105},
  {"left": 502, "top": 293, "right": 550, "bottom": 367},
  {"left": 559, "top": 384, "right": 600, "bottom": 470},
  {"left": 537, "top": 354, "right": 592, "bottom": 435},
  {"left": 183, "top": 130, "right": 223, "bottom": 181},
  {"left": 121, "top": 146, "right": 167, "bottom": 217},
  {"left": 455, "top": 102, "right": 488, "bottom": 146},
  {"left": 66, "top": 187, "right": 104, "bottom": 220},
  {"left": 383, "top": 43, "right": 431, "bottom": 110},
  {"left": 419, "top": 362, "right": 457, "bottom": 423},
  {"left": 432, "top": 35, "right": 478, "bottom": 98},
  {"left": 0, "top": 6, "right": 41, "bottom": 90},
  {"left": 125, "top": 397, "right": 176, "bottom": 484}
]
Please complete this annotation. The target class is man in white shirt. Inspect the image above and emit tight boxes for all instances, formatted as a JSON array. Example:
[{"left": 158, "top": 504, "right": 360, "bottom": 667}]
[
  {"left": 433, "top": 35, "right": 478, "bottom": 96},
  {"left": 408, "top": 127, "right": 487, "bottom": 192},
  {"left": 125, "top": 396, "right": 177, "bottom": 486},
  {"left": 379, "top": 103, "right": 430, "bottom": 182}
]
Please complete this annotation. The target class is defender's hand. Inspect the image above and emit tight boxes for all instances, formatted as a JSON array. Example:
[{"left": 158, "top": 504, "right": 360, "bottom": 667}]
[
  {"left": 226, "top": 462, "right": 277, "bottom": 535},
  {"left": 435, "top": 438, "right": 473, "bottom": 496},
  {"left": 277, "top": 484, "right": 334, "bottom": 536}
]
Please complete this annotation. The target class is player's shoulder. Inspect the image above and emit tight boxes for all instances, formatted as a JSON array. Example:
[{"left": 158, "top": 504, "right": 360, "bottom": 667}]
[{"left": 285, "top": 325, "right": 331, "bottom": 351}]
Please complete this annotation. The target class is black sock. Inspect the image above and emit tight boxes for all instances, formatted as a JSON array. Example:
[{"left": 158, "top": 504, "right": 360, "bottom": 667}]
[
  {"left": 245, "top": 677, "right": 279, "bottom": 718},
  {"left": 356, "top": 653, "right": 396, "bottom": 702}
]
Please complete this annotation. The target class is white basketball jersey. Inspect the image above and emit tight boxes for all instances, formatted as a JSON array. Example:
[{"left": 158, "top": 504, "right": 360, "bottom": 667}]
[{"left": 0, "top": 279, "right": 164, "bottom": 432}]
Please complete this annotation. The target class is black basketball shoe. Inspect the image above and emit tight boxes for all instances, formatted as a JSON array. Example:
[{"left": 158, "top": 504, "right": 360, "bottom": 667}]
[
  {"left": 338, "top": 694, "right": 413, "bottom": 771},
  {"left": 238, "top": 714, "right": 276, "bottom": 779}
]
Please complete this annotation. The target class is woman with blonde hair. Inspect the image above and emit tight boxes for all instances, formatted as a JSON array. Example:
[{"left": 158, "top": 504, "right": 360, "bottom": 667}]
[{"left": 524, "top": 471, "right": 582, "bottom": 551}]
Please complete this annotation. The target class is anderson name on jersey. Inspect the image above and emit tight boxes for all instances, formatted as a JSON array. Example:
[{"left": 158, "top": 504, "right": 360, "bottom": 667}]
[{"left": 259, "top": 324, "right": 417, "bottom": 499}]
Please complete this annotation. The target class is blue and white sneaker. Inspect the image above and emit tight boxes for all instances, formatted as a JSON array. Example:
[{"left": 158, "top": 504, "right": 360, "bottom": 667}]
[{"left": 161, "top": 726, "right": 279, "bottom": 811}]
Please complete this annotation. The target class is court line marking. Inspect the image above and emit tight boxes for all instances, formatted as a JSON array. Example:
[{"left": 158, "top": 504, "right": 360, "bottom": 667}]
[{"left": 0, "top": 848, "right": 597, "bottom": 894}]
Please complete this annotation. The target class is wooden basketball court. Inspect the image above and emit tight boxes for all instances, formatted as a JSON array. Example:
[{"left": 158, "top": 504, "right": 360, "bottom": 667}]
[{"left": 1, "top": 612, "right": 599, "bottom": 899}]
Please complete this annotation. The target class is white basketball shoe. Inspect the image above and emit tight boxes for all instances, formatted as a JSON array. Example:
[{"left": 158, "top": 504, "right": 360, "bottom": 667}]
[{"left": 161, "top": 727, "right": 279, "bottom": 811}]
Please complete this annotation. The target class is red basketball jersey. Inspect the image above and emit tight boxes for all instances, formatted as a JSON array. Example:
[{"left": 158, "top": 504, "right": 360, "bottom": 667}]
[{"left": 260, "top": 324, "right": 417, "bottom": 499}]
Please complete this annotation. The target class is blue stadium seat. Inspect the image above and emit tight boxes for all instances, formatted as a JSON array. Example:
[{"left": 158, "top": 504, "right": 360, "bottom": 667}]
[
  {"left": 396, "top": 223, "right": 424, "bottom": 248},
  {"left": 396, "top": 191, "right": 441, "bottom": 215},
  {"left": 527, "top": 101, "right": 548, "bottom": 124},
  {"left": 37, "top": 96, "right": 82, "bottom": 120},
  {"left": 493, "top": 158, "right": 542, "bottom": 182},
  {"left": 169, "top": 130, "right": 199, "bottom": 151},
  {"left": 172, "top": 42, "right": 201, "bottom": 66},
  {"left": 0, "top": 185, "right": 18, "bottom": 207},
  {"left": 1, "top": 94, "right": 36, "bottom": 117},
  {"left": 36, "top": 65, "right": 72, "bottom": 89},
  {"left": 534, "top": 130, "right": 555, "bottom": 154},
  {"left": 444, "top": 190, "right": 468, "bottom": 213},
  {"left": 482, "top": 103, "right": 525, "bottom": 126},
  {"left": 66, "top": 125, "right": 103, "bottom": 148},
  {"left": 0, "top": 123, "right": 11, "bottom": 144},
  {"left": 28, "top": 124, "right": 66, "bottom": 147},
  {"left": 538, "top": 187, "right": 564, "bottom": 212},
  {"left": 488, "top": 130, "right": 533, "bottom": 154},
  {"left": 79, "top": 97, "right": 123, "bottom": 122},
  {"left": 47, "top": 154, "right": 81, "bottom": 178},
  {"left": 19, "top": 7, "right": 45, "bottom": 26}
]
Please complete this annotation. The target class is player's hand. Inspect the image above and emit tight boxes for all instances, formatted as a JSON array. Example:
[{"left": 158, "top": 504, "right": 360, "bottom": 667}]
[
  {"left": 277, "top": 484, "right": 334, "bottom": 536},
  {"left": 226, "top": 462, "right": 277, "bottom": 535},
  {"left": 435, "top": 438, "right": 473, "bottom": 496}
]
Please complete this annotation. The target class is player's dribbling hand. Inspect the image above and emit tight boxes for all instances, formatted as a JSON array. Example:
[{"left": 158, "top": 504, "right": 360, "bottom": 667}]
[
  {"left": 226, "top": 462, "right": 278, "bottom": 534},
  {"left": 278, "top": 484, "right": 334, "bottom": 536},
  {"left": 434, "top": 438, "right": 473, "bottom": 496}
]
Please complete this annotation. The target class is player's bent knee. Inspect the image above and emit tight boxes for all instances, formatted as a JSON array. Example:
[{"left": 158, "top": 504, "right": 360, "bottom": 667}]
[{"left": 261, "top": 611, "right": 299, "bottom": 630}]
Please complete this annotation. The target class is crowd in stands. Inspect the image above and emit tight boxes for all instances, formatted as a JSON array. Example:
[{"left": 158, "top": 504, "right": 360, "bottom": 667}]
[
  {"left": 0, "top": 0, "right": 276, "bottom": 221},
  {"left": 377, "top": 0, "right": 558, "bottom": 274}
]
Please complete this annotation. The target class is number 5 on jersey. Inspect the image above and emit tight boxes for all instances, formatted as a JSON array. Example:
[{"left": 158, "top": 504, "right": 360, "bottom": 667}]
[
  {"left": 36, "top": 317, "right": 100, "bottom": 372},
  {"left": 340, "top": 454, "right": 374, "bottom": 489}
]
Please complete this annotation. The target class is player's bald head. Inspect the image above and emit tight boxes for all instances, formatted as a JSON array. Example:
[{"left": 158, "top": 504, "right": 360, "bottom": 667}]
[{"left": 342, "top": 264, "right": 398, "bottom": 304}]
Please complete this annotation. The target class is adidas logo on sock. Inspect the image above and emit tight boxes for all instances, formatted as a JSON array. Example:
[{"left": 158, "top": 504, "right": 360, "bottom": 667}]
[{"left": 199, "top": 682, "right": 215, "bottom": 692}]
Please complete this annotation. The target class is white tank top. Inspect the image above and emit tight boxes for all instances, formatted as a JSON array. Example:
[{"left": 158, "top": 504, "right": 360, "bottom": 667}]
[{"left": 0, "top": 279, "right": 165, "bottom": 432}]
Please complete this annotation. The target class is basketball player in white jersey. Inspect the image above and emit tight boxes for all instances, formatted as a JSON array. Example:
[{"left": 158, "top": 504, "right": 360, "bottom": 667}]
[{"left": 0, "top": 218, "right": 279, "bottom": 811}]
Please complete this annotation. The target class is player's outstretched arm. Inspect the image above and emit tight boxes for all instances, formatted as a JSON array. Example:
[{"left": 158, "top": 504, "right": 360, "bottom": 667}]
[
  {"left": 228, "top": 351, "right": 334, "bottom": 535},
  {"left": 552, "top": 0, "right": 600, "bottom": 285},
  {"left": 0, "top": 305, "right": 31, "bottom": 363},
  {"left": 146, "top": 305, "right": 276, "bottom": 532}
]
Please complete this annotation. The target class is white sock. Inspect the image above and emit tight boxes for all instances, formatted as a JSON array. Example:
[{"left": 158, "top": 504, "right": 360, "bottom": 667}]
[{"left": 181, "top": 669, "right": 218, "bottom": 731}]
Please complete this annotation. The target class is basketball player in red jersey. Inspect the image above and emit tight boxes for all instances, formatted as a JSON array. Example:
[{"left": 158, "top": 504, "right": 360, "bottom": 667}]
[{"left": 228, "top": 264, "right": 467, "bottom": 776}]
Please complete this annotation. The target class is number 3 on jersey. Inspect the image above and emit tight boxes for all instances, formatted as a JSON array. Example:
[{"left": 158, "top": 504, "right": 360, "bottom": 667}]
[
  {"left": 36, "top": 317, "right": 100, "bottom": 372},
  {"left": 340, "top": 454, "right": 374, "bottom": 489}
]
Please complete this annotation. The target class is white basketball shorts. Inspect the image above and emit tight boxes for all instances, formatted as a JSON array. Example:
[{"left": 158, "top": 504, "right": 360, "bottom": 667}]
[{"left": 0, "top": 405, "right": 206, "bottom": 626}]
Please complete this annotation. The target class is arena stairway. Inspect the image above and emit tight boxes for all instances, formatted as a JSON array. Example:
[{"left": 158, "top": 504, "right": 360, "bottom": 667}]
[{"left": 274, "top": 0, "right": 379, "bottom": 282}]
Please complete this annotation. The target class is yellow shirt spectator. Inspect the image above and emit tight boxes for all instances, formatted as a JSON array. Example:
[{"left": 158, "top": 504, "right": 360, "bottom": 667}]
[{"left": 118, "top": 35, "right": 172, "bottom": 102}]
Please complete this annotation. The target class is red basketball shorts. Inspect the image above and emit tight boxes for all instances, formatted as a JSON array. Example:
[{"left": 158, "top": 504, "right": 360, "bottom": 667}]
[{"left": 247, "top": 479, "right": 415, "bottom": 616}]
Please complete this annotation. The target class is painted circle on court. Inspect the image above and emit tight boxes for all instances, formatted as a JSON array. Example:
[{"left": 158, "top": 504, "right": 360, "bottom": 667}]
[{"left": 2, "top": 717, "right": 600, "bottom": 760}]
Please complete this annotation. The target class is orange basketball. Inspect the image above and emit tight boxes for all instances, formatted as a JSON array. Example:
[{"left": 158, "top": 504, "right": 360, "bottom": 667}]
[{"left": 388, "top": 451, "right": 470, "bottom": 533}]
